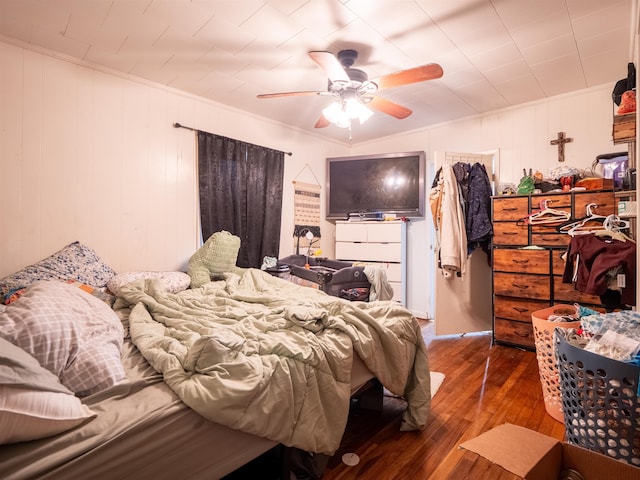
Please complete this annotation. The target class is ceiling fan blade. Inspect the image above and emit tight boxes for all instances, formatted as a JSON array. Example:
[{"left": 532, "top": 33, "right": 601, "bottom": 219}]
[
  {"left": 308, "top": 51, "right": 350, "bottom": 83},
  {"left": 257, "top": 91, "right": 324, "bottom": 99},
  {"left": 314, "top": 115, "right": 330, "bottom": 128},
  {"left": 371, "top": 63, "right": 443, "bottom": 90},
  {"left": 368, "top": 96, "right": 412, "bottom": 119}
]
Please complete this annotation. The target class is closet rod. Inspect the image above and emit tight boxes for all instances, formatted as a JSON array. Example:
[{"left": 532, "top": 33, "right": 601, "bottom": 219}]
[{"left": 172, "top": 122, "right": 292, "bottom": 156}]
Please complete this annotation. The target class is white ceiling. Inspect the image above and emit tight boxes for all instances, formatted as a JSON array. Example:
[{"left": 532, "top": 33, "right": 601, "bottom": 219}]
[{"left": 0, "top": 0, "right": 635, "bottom": 144}]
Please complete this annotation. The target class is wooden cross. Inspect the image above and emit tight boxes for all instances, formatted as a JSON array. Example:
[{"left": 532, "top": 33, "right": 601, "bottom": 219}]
[{"left": 550, "top": 131, "right": 573, "bottom": 163}]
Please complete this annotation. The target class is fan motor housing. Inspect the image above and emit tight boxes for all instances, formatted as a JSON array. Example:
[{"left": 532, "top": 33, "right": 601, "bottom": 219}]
[
  {"left": 337, "top": 49, "right": 358, "bottom": 67},
  {"left": 346, "top": 68, "right": 367, "bottom": 83}
]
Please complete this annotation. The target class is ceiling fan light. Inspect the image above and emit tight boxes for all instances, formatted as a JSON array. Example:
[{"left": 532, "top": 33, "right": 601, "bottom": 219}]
[
  {"left": 322, "top": 101, "right": 351, "bottom": 128},
  {"left": 346, "top": 99, "right": 373, "bottom": 124}
]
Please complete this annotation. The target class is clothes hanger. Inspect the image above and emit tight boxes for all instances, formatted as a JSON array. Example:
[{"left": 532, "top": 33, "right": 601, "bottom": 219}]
[
  {"left": 518, "top": 199, "right": 571, "bottom": 225},
  {"left": 558, "top": 203, "right": 607, "bottom": 234},
  {"left": 592, "top": 214, "right": 634, "bottom": 242},
  {"left": 602, "top": 213, "right": 630, "bottom": 232},
  {"left": 593, "top": 229, "right": 634, "bottom": 242},
  {"left": 568, "top": 209, "right": 631, "bottom": 237}
]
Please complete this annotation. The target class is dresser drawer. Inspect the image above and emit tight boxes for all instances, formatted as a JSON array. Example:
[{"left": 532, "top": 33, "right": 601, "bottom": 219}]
[
  {"left": 335, "top": 223, "right": 367, "bottom": 242},
  {"left": 552, "top": 251, "right": 567, "bottom": 276},
  {"left": 494, "top": 318, "right": 535, "bottom": 349},
  {"left": 553, "top": 276, "right": 602, "bottom": 305},
  {"left": 574, "top": 191, "right": 615, "bottom": 217},
  {"left": 530, "top": 231, "right": 570, "bottom": 247},
  {"left": 530, "top": 193, "right": 571, "bottom": 210},
  {"left": 492, "top": 222, "right": 528, "bottom": 246},
  {"left": 493, "top": 248, "right": 550, "bottom": 274},
  {"left": 493, "top": 197, "right": 529, "bottom": 221},
  {"left": 336, "top": 221, "right": 403, "bottom": 242},
  {"left": 366, "top": 222, "right": 403, "bottom": 242},
  {"left": 336, "top": 242, "right": 402, "bottom": 262},
  {"left": 493, "top": 272, "right": 550, "bottom": 299},
  {"left": 494, "top": 296, "right": 550, "bottom": 322}
]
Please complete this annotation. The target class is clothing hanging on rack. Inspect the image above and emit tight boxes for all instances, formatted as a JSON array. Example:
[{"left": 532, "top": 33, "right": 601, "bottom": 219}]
[
  {"left": 465, "top": 163, "right": 493, "bottom": 254},
  {"left": 562, "top": 234, "right": 636, "bottom": 308},
  {"left": 430, "top": 163, "right": 467, "bottom": 278},
  {"left": 429, "top": 161, "right": 492, "bottom": 278}
]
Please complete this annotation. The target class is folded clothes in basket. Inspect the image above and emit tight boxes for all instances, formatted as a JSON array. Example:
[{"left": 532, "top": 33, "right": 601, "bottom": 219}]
[{"left": 564, "top": 310, "right": 640, "bottom": 365}]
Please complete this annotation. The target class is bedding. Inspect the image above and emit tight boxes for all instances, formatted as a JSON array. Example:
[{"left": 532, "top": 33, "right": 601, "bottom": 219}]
[
  {"left": 0, "top": 239, "right": 430, "bottom": 477},
  {"left": 0, "top": 340, "right": 277, "bottom": 480},
  {"left": 0, "top": 241, "right": 115, "bottom": 304},
  {"left": 0, "top": 337, "right": 96, "bottom": 445},
  {"left": 0, "top": 281, "right": 126, "bottom": 396},
  {"left": 107, "top": 270, "right": 191, "bottom": 296},
  {"left": 115, "top": 267, "right": 431, "bottom": 455}
]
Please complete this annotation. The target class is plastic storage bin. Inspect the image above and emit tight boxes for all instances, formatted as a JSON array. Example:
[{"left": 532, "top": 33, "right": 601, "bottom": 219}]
[
  {"left": 556, "top": 334, "right": 640, "bottom": 466},
  {"left": 531, "top": 305, "right": 581, "bottom": 423}
]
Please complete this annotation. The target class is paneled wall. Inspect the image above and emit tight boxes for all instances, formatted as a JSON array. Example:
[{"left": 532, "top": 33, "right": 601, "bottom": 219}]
[
  {"left": 0, "top": 38, "right": 626, "bottom": 321},
  {"left": 0, "top": 41, "right": 343, "bottom": 278},
  {"left": 348, "top": 82, "right": 624, "bottom": 320}
]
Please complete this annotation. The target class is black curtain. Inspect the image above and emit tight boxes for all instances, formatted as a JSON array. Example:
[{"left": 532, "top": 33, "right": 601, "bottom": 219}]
[{"left": 197, "top": 131, "right": 284, "bottom": 268}]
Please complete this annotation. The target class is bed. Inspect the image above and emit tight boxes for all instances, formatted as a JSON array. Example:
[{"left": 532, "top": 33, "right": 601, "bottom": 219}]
[{"left": 0, "top": 241, "right": 431, "bottom": 479}]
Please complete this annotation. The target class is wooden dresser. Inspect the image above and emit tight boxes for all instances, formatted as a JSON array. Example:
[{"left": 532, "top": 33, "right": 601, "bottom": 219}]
[{"left": 491, "top": 190, "right": 615, "bottom": 349}]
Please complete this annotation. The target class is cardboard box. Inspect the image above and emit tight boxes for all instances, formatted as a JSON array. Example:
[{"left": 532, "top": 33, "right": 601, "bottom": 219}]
[{"left": 459, "top": 423, "right": 640, "bottom": 480}]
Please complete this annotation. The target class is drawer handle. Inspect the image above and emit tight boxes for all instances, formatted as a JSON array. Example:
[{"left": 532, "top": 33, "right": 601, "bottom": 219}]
[
  {"left": 512, "top": 259, "right": 529, "bottom": 264},
  {"left": 513, "top": 307, "right": 529, "bottom": 313},
  {"left": 501, "top": 207, "right": 519, "bottom": 211},
  {"left": 540, "top": 237, "right": 559, "bottom": 241},
  {"left": 504, "top": 232, "right": 518, "bottom": 236},
  {"left": 513, "top": 283, "right": 528, "bottom": 289}
]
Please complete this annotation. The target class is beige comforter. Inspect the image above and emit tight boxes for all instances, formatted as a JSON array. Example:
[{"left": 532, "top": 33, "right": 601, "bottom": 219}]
[{"left": 117, "top": 268, "right": 430, "bottom": 454}]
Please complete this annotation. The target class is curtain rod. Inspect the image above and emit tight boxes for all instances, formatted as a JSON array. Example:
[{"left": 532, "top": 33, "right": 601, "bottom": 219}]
[{"left": 173, "top": 122, "right": 292, "bottom": 156}]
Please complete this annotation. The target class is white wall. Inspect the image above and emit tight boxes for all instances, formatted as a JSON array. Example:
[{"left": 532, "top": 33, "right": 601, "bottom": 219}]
[
  {"left": 0, "top": 38, "right": 626, "bottom": 324},
  {"left": 347, "top": 84, "right": 624, "bottom": 320},
  {"left": 0, "top": 40, "right": 348, "bottom": 279}
]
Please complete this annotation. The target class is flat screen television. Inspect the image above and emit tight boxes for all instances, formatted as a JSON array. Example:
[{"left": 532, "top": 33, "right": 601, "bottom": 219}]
[{"left": 326, "top": 151, "right": 425, "bottom": 220}]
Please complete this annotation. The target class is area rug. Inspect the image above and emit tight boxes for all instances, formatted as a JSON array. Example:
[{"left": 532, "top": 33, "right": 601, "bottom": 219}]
[
  {"left": 430, "top": 371, "right": 445, "bottom": 398},
  {"left": 384, "top": 371, "right": 445, "bottom": 400}
]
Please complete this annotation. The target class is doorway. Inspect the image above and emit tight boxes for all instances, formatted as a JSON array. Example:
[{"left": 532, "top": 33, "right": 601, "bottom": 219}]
[{"left": 428, "top": 150, "right": 498, "bottom": 336}]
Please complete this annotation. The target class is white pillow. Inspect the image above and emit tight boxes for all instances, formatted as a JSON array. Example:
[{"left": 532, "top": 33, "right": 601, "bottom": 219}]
[
  {"left": 107, "top": 271, "right": 191, "bottom": 296},
  {"left": 0, "top": 281, "right": 126, "bottom": 396},
  {"left": 0, "top": 387, "right": 95, "bottom": 444},
  {"left": 0, "top": 337, "right": 95, "bottom": 445}
]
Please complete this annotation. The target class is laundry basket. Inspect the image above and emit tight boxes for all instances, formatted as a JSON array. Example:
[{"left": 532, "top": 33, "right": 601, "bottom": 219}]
[
  {"left": 531, "top": 305, "right": 581, "bottom": 423},
  {"left": 556, "top": 334, "right": 640, "bottom": 466}
]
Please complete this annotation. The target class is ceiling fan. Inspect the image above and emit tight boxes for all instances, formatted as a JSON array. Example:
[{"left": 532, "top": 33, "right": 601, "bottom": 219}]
[{"left": 257, "top": 50, "right": 443, "bottom": 129}]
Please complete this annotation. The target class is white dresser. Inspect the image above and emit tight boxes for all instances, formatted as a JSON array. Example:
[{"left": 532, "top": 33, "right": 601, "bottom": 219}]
[{"left": 335, "top": 220, "right": 407, "bottom": 304}]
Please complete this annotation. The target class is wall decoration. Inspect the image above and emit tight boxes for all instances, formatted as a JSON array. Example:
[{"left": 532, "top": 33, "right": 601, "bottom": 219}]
[{"left": 293, "top": 176, "right": 321, "bottom": 255}]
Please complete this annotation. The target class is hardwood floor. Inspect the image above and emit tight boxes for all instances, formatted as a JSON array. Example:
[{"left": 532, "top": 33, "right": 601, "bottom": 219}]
[{"left": 322, "top": 322, "right": 566, "bottom": 480}]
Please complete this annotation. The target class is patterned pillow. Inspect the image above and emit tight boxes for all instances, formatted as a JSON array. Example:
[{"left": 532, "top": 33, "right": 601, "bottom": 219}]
[
  {"left": 5, "top": 280, "right": 115, "bottom": 306},
  {"left": 0, "top": 337, "right": 96, "bottom": 444},
  {"left": 0, "top": 241, "right": 116, "bottom": 304},
  {"left": 0, "top": 281, "right": 126, "bottom": 396},
  {"left": 107, "top": 271, "right": 191, "bottom": 297}
]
